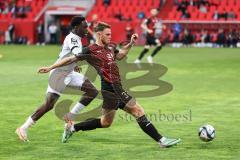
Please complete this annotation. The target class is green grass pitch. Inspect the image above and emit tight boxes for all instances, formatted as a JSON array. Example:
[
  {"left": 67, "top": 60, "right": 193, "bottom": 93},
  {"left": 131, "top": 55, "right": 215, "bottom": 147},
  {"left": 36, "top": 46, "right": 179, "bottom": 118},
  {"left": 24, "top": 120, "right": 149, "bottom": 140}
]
[{"left": 0, "top": 45, "right": 239, "bottom": 160}]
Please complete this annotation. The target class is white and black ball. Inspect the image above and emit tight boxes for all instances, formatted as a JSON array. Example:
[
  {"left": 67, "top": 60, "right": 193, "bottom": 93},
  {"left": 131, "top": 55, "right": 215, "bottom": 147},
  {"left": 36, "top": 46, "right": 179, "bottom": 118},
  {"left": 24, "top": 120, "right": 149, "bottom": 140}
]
[{"left": 198, "top": 124, "right": 215, "bottom": 142}]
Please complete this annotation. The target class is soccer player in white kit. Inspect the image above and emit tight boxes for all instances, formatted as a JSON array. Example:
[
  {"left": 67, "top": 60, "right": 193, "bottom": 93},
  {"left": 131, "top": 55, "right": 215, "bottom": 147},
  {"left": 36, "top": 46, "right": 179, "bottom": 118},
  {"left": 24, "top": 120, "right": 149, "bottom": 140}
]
[{"left": 16, "top": 16, "right": 98, "bottom": 142}]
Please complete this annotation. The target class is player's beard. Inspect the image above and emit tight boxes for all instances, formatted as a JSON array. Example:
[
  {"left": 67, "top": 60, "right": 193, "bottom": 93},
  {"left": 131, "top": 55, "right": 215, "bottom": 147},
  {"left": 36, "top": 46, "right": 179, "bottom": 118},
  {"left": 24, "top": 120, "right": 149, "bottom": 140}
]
[
  {"left": 104, "top": 38, "right": 111, "bottom": 45},
  {"left": 76, "top": 28, "right": 87, "bottom": 38},
  {"left": 102, "top": 39, "right": 109, "bottom": 46}
]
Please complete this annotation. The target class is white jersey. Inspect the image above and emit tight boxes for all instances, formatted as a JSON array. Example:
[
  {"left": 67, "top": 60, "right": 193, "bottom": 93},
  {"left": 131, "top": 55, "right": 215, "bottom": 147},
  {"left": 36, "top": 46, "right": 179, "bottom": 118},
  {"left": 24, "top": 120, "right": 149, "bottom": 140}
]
[
  {"left": 55, "top": 32, "right": 82, "bottom": 72},
  {"left": 47, "top": 32, "right": 87, "bottom": 95}
]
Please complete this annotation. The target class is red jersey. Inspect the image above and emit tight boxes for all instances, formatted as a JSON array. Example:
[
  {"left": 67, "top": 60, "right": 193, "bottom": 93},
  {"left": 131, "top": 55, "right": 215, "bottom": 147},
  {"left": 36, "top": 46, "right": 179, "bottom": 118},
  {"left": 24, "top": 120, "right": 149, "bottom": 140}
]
[
  {"left": 78, "top": 43, "right": 121, "bottom": 83},
  {"left": 144, "top": 16, "right": 158, "bottom": 37}
]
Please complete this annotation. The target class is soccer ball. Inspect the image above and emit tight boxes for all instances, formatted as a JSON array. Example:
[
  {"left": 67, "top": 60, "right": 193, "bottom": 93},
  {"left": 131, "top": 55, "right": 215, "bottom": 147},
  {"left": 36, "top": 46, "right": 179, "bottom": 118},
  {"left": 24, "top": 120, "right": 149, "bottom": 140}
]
[{"left": 198, "top": 124, "right": 215, "bottom": 142}]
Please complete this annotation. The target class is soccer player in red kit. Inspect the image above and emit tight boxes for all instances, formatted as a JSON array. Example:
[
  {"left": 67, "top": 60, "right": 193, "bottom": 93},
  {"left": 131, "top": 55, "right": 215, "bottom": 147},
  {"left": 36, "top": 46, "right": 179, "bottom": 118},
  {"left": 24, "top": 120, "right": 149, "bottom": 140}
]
[
  {"left": 135, "top": 8, "right": 163, "bottom": 64},
  {"left": 38, "top": 22, "right": 181, "bottom": 148}
]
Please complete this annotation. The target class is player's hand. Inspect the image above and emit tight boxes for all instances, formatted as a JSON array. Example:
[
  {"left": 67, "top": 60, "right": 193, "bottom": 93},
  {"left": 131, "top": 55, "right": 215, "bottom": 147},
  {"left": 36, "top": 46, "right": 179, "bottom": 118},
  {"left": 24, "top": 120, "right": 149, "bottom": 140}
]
[
  {"left": 38, "top": 67, "right": 51, "bottom": 73},
  {"left": 130, "top": 33, "right": 138, "bottom": 44},
  {"left": 74, "top": 66, "right": 82, "bottom": 73},
  {"left": 147, "top": 29, "right": 153, "bottom": 33}
]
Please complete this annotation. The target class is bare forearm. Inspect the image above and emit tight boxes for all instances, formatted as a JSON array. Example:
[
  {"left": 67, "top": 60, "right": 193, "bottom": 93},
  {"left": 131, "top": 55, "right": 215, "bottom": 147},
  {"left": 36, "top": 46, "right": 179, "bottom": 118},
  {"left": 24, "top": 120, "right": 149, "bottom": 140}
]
[
  {"left": 122, "top": 41, "right": 134, "bottom": 50},
  {"left": 49, "top": 56, "right": 77, "bottom": 70},
  {"left": 116, "top": 33, "right": 138, "bottom": 60},
  {"left": 117, "top": 42, "right": 133, "bottom": 60},
  {"left": 38, "top": 56, "right": 78, "bottom": 73}
]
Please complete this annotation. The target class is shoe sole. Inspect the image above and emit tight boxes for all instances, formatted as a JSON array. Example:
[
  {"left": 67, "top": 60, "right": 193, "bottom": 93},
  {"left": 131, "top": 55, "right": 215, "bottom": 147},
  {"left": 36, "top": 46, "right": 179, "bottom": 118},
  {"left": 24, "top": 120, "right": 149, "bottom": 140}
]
[{"left": 160, "top": 139, "right": 181, "bottom": 148}]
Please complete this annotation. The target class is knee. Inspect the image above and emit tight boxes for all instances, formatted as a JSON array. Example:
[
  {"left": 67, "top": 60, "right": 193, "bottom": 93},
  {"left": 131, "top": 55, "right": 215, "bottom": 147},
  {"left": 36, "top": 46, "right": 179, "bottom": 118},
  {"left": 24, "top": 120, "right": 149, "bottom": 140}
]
[
  {"left": 102, "top": 122, "right": 111, "bottom": 128},
  {"left": 129, "top": 106, "right": 145, "bottom": 118},
  {"left": 101, "top": 118, "right": 113, "bottom": 128}
]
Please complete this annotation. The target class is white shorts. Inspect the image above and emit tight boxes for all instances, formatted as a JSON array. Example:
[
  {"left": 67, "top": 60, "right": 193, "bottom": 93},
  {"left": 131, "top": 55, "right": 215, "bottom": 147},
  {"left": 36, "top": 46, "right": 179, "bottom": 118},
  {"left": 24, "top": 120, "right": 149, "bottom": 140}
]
[{"left": 46, "top": 69, "right": 86, "bottom": 96}]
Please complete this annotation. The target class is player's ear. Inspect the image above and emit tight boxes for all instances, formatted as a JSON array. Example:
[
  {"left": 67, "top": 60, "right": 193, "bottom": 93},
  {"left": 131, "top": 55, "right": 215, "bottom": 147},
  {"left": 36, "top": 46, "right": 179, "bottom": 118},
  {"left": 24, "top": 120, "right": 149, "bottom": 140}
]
[
  {"left": 73, "top": 25, "right": 79, "bottom": 31},
  {"left": 96, "top": 31, "right": 102, "bottom": 37},
  {"left": 81, "top": 21, "right": 88, "bottom": 28}
]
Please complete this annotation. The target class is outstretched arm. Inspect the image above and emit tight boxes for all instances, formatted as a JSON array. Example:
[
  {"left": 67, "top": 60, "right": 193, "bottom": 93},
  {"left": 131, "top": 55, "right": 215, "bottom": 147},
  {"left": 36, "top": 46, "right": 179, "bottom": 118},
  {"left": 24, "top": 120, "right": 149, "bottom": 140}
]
[
  {"left": 116, "top": 33, "right": 138, "bottom": 60},
  {"left": 38, "top": 47, "right": 90, "bottom": 73},
  {"left": 38, "top": 55, "right": 78, "bottom": 73}
]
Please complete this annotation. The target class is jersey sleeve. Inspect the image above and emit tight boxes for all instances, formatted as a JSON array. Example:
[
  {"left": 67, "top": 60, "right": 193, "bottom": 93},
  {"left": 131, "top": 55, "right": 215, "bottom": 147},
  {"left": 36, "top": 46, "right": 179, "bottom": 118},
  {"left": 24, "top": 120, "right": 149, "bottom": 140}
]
[{"left": 67, "top": 36, "right": 83, "bottom": 55}]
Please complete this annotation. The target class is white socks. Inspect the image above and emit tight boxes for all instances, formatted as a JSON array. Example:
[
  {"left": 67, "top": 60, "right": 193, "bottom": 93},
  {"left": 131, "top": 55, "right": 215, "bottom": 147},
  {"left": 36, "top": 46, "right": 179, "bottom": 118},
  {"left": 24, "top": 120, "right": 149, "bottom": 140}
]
[
  {"left": 20, "top": 103, "right": 84, "bottom": 131},
  {"left": 70, "top": 102, "right": 85, "bottom": 114},
  {"left": 70, "top": 125, "right": 75, "bottom": 132},
  {"left": 21, "top": 116, "right": 35, "bottom": 130}
]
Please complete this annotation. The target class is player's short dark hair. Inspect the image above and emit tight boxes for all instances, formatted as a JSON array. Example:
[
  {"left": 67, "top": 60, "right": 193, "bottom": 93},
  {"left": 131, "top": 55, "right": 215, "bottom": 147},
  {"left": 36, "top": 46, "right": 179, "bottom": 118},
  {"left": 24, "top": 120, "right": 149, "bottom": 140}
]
[
  {"left": 94, "top": 22, "right": 111, "bottom": 32},
  {"left": 70, "top": 15, "right": 86, "bottom": 28}
]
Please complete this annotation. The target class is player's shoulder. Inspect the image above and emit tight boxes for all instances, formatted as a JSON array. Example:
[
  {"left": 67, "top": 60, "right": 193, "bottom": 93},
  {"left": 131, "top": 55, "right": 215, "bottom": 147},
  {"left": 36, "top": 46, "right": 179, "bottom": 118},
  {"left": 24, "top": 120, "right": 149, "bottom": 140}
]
[
  {"left": 88, "top": 44, "right": 101, "bottom": 51},
  {"left": 65, "top": 32, "right": 81, "bottom": 42},
  {"left": 64, "top": 32, "right": 82, "bottom": 47}
]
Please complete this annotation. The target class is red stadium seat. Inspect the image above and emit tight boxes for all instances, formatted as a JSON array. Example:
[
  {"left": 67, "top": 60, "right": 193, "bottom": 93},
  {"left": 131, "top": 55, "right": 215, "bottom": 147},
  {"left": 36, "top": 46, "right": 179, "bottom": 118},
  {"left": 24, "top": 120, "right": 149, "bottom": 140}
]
[
  {"left": 237, "top": 13, "right": 240, "bottom": 20},
  {"left": 206, "top": 13, "right": 213, "bottom": 20},
  {"left": 190, "top": 12, "right": 198, "bottom": 20},
  {"left": 0, "top": 0, "right": 48, "bottom": 21},
  {"left": 198, "top": 13, "right": 207, "bottom": 20},
  {"left": 87, "top": 0, "right": 160, "bottom": 22},
  {"left": 168, "top": 12, "right": 175, "bottom": 20},
  {"left": 85, "top": 0, "right": 239, "bottom": 22}
]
